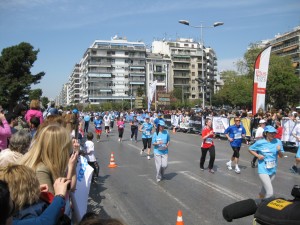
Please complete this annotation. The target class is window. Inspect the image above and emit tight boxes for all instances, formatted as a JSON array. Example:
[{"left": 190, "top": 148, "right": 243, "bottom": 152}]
[
  {"left": 192, "top": 95, "right": 195, "bottom": 98},
  {"left": 192, "top": 72, "right": 195, "bottom": 76}
]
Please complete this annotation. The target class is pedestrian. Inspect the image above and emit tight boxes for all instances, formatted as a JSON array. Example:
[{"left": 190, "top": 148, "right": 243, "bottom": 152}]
[
  {"left": 139, "top": 115, "right": 153, "bottom": 160},
  {"left": 83, "top": 113, "right": 91, "bottom": 133},
  {"left": 290, "top": 122, "right": 300, "bottom": 174},
  {"left": 251, "top": 119, "right": 267, "bottom": 168},
  {"left": 24, "top": 99, "right": 44, "bottom": 124},
  {"left": 130, "top": 115, "right": 139, "bottom": 142},
  {"left": 248, "top": 125, "right": 284, "bottom": 199},
  {"left": 117, "top": 116, "right": 125, "bottom": 142},
  {"left": 109, "top": 111, "right": 115, "bottom": 131},
  {"left": 152, "top": 120, "right": 170, "bottom": 182},
  {"left": 93, "top": 114, "right": 103, "bottom": 142},
  {"left": 200, "top": 118, "right": 216, "bottom": 173},
  {"left": 0, "top": 111, "right": 11, "bottom": 151},
  {"left": 84, "top": 132, "right": 99, "bottom": 183},
  {"left": 224, "top": 117, "right": 246, "bottom": 174}
]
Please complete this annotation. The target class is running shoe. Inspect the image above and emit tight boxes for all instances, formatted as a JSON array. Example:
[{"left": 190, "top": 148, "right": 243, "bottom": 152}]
[
  {"left": 147, "top": 155, "right": 151, "bottom": 160},
  {"left": 235, "top": 167, "right": 241, "bottom": 174},
  {"left": 200, "top": 167, "right": 204, "bottom": 171},
  {"left": 156, "top": 178, "right": 161, "bottom": 182},
  {"left": 209, "top": 169, "right": 215, "bottom": 174},
  {"left": 130, "top": 138, "right": 133, "bottom": 141},
  {"left": 140, "top": 149, "right": 144, "bottom": 155},
  {"left": 226, "top": 161, "right": 232, "bottom": 170},
  {"left": 290, "top": 165, "right": 298, "bottom": 173}
]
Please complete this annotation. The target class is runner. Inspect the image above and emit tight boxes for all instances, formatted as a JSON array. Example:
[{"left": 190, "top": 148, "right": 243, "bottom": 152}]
[
  {"left": 248, "top": 125, "right": 284, "bottom": 199},
  {"left": 251, "top": 119, "right": 266, "bottom": 168},
  {"left": 290, "top": 123, "right": 300, "bottom": 173},
  {"left": 109, "top": 111, "right": 115, "bottom": 132},
  {"left": 93, "top": 114, "right": 103, "bottom": 142},
  {"left": 103, "top": 112, "right": 110, "bottom": 137},
  {"left": 224, "top": 117, "right": 246, "bottom": 174},
  {"left": 152, "top": 120, "right": 170, "bottom": 182},
  {"left": 200, "top": 118, "right": 216, "bottom": 173},
  {"left": 130, "top": 115, "right": 139, "bottom": 142},
  {"left": 117, "top": 116, "right": 125, "bottom": 142},
  {"left": 139, "top": 115, "right": 153, "bottom": 160}
]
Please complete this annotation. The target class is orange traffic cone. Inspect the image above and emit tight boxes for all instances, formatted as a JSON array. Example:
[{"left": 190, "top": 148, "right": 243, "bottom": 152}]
[
  {"left": 176, "top": 210, "right": 184, "bottom": 225},
  {"left": 108, "top": 152, "right": 118, "bottom": 168}
]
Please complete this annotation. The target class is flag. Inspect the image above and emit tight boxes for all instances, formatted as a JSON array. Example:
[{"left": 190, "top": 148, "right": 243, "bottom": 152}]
[
  {"left": 148, "top": 80, "right": 157, "bottom": 111},
  {"left": 252, "top": 46, "right": 272, "bottom": 115}
]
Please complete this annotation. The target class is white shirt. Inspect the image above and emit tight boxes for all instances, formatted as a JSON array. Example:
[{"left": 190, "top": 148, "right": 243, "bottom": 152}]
[
  {"left": 85, "top": 140, "right": 96, "bottom": 162},
  {"left": 255, "top": 127, "right": 265, "bottom": 139},
  {"left": 103, "top": 116, "right": 110, "bottom": 126}
]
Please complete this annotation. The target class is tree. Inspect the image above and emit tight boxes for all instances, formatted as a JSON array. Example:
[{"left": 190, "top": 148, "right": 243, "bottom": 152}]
[
  {"left": 40, "top": 96, "right": 49, "bottom": 109},
  {"left": 0, "top": 42, "right": 45, "bottom": 111},
  {"left": 136, "top": 86, "right": 144, "bottom": 97},
  {"left": 29, "top": 89, "right": 43, "bottom": 101}
]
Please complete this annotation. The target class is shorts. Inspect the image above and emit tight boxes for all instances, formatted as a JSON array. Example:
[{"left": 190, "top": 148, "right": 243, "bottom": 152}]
[
  {"left": 95, "top": 129, "right": 102, "bottom": 135},
  {"left": 105, "top": 126, "right": 109, "bottom": 131}
]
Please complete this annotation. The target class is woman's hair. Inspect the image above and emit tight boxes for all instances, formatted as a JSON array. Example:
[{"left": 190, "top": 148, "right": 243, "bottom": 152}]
[
  {"left": 13, "top": 103, "right": 27, "bottom": 116},
  {"left": 29, "top": 100, "right": 40, "bottom": 110},
  {"left": 36, "top": 115, "right": 67, "bottom": 136},
  {"left": 21, "top": 124, "right": 72, "bottom": 180},
  {"left": 9, "top": 130, "right": 32, "bottom": 154},
  {"left": 0, "top": 165, "right": 40, "bottom": 212}
]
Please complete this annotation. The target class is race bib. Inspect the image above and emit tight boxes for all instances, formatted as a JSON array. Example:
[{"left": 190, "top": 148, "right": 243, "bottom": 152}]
[
  {"left": 96, "top": 124, "right": 101, "bottom": 128},
  {"left": 234, "top": 133, "right": 242, "bottom": 139},
  {"left": 145, "top": 131, "right": 150, "bottom": 136},
  {"left": 265, "top": 160, "right": 276, "bottom": 169},
  {"left": 119, "top": 125, "right": 124, "bottom": 128},
  {"left": 206, "top": 138, "right": 213, "bottom": 144}
]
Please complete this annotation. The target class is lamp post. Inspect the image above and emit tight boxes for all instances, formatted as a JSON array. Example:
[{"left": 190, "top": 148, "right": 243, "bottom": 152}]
[{"left": 179, "top": 20, "right": 223, "bottom": 109}]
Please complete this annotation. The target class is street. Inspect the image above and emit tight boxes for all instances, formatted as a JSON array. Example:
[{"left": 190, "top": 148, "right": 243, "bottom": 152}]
[{"left": 87, "top": 125, "right": 300, "bottom": 225}]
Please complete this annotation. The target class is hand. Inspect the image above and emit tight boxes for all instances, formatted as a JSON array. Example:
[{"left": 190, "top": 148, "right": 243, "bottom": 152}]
[
  {"left": 257, "top": 154, "right": 264, "bottom": 160},
  {"left": 40, "top": 184, "right": 49, "bottom": 193},
  {"left": 68, "top": 151, "right": 79, "bottom": 170},
  {"left": 276, "top": 145, "right": 281, "bottom": 152},
  {"left": 228, "top": 138, "right": 233, "bottom": 142},
  {"left": 54, "top": 177, "right": 71, "bottom": 197}
]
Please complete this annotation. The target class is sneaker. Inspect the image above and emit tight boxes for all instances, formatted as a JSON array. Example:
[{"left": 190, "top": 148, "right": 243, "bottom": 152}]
[
  {"left": 226, "top": 162, "right": 232, "bottom": 170},
  {"left": 200, "top": 167, "right": 204, "bottom": 171},
  {"left": 290, "top": 165, "right": 298, "bottom": 173},
  {"left": 156, "top": 178, "right": 161, "bottom": 182},
  {"left": 251, "top": 161, "right": 255, "bottom": 168},
  {"left": 235, "top": 167, "right": 241, "bottom": 174},
  {"left": 140, "top": 149, "right": 144, "bottom": 155},
  {"left": 130, "top": 138, "right": 133, "bottom": 141},
  {"left": 97, "top": 140, "right": 99, "bottom": 143},
  {"left": 147, "top": 155, "right": 151, "bottom": 160},
  {"left": 118, "top": 138, "right": 121, "bottom": 142},
  {"left": 209, "top": 169, "right": 215, "bottom": 174},
  {"left": 135, "top": 140, "right": 137, "bottom": 143}
]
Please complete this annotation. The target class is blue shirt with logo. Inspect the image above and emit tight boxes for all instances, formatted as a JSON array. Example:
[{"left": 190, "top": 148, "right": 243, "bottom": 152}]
[
  {"left": 249, "top": 138, "right": 284, "bottom": 175},
  {"left": 141, "top": 122, "right": 153, "bottom": 139},
  {"left": 94, "top": 119, "right": 102, "bottom": 130},
  {"left": 224, "top": 125, "right": 246, "bottom": 147},
  {"left": 152, "top": 130, "right": 170, "bottom": 155}
]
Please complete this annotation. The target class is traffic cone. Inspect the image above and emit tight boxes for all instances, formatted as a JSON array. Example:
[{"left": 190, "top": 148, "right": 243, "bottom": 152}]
[
  {"left": 176, "top": 210, "right": 184, "bottom": 225},
  {"left": 108, "top": 152, "right": 117, "bottom": 168}
]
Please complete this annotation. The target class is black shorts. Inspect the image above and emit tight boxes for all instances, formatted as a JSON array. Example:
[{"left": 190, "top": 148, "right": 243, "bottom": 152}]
[{"left": 105, "top": 126, "right": 109, "bottom": 131}]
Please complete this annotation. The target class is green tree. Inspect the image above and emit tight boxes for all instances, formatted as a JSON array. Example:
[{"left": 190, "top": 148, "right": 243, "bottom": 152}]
[
  {"left": 136, "top": 86, "right": 144, "bottom": 97},
  {"left": 29, "top": 89, "right": 43, "bottom": 101},
  {"left": 0, "top": 42, "right": 45, "bottom": 111},
  {"left": 40, "top": 96, "right": 49, "bottom": 109}
]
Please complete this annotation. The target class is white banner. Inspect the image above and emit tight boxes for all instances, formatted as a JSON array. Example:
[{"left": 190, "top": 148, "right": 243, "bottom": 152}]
[
  {"left": 212, "top": 117, "right": 229, "bottom": 133},
  {"left": 282, "top": 118, "right": 297, "bottom": 143},
  {"left": 148, "top": 80, "right": 157, "bottom": 111},
  {"left": 71, "top": 156, "right": 94, "bottom": 223},
  {"left": 252, "top": 46, "right": 272, "bottom": 115}
]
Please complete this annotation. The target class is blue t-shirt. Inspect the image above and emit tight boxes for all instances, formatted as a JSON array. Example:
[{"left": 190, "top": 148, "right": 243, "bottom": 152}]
[
  {"left": 249, "top": 138, "right": 284, "bottom": 175},
  {"left": 224, "top": 125, "right": 246, "bottom": 147},
  {"left": 141, "top": 122, "right": 153, "bottom": 139},
  {"left": 94, "top": 119, "right": 102, "bottom": 130},
  {"left": 152, "top": 130, "right": 170, "bottom": 155},
  {"left": 296, "top": 146, "right": 300, "bottom": 159}
]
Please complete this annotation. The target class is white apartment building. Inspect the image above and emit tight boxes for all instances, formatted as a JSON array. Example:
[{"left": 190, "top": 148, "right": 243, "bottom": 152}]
[{"left": 78, "top": 37, "right": 146, "bottom": 104}]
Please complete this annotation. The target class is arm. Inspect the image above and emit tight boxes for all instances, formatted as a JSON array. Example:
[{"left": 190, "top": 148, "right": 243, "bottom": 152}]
[
  {"left": 0, "top": 113, "right": 11, "bottom": 136},
  {"left": 67, "top": 151, "right": 79, "bottom": 192},
  {"left": 248, "top": 150, "right": 264, "bottom": 160}
]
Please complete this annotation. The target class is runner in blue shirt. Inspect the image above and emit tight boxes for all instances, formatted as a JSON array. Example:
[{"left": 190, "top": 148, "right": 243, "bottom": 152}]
[
  {"left": 152, "top": 120, "right": 170, "bottom": 182},
  {"left": 224, "top": 117, "right": 246, "bottom": 174},
  {"left": 93, "top": 114, "right": 103, "bottom": 142},
  {"left": 139, "top": 115, "right": 153, "bottom": 160},
  {"left": 249, "top": 125, "right": 284, "bottom": 199}
]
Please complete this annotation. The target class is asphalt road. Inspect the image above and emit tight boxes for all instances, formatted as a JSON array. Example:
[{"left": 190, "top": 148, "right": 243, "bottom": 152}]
[{"left": 86, "top": 125, "right": 300, "bottom": 225}]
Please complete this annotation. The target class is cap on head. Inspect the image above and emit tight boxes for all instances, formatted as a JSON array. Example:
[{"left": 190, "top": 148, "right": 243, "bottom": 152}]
[
  {"left": 264, "top": 125, "right": 277, "bottom": 133},
  {"left": 158, "top": 113, "right": 162, "bottom": 116},
  {"left": 72, "top": 109, "right": 78, "bottom": 114},
  {"left": 158, "top": 120, "right": 166, "bottom": 127},
  {"left": 145, "top": 115, "right": 150, "bottom": 119},
  {"left": 259, "top": 119, "right": 266, "bottom": 124}
]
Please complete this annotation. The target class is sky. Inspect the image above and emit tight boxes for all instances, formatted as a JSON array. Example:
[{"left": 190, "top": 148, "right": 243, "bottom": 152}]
[{"left": 0, "top": 0, "right": 299, "bottom": 100}]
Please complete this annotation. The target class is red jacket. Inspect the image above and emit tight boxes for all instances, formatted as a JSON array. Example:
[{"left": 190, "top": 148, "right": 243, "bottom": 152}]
[{"left": 201, "top": 126, "right": 214, "bottom": 148}]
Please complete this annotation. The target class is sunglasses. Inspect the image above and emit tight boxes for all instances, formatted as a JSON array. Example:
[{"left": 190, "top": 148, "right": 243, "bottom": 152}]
[{"left": 235, "top": 120, "right": 241, "bottom": 122}]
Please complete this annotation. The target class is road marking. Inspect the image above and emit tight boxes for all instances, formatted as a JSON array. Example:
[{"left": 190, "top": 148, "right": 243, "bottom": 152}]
[{"left": 178, "top": 171, "right": 246, "bottom": 201}]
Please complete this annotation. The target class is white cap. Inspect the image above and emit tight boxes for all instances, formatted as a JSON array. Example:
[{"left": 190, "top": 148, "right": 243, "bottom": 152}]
[{"left": 259, "top": 119, "right": 266, "bottom": 124}]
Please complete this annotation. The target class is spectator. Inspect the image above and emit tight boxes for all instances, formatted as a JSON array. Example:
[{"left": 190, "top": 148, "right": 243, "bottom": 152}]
[
  {"left": 29, "top": 117, "right": 40, "bottom": 138},
  {"left": 0, "top": 180, "right": 14, "bottom": 225},
  {"left": 25, "top": 100, "right": 43, "bottom": 125},
  {"left": 47, "top": 102, "right": 59, "bottom": 116},
  {"left": 0, "top": 165, "right": 71, "bottom": 225},
  {"left": 83, "top": 132, "right": 99, "bottom": 183},
  {"left": 13, "top": 103, "right": 29, "bottom": 131},
  {"left": 5, "top": 113, "right": 18, "bottom": 135},
  {"left": 0, "top": 130, "right": 31, "bottom": 167},
  {"left": 0, "top": 112, "right": 12, "bottom": 151},
  {"left": 21, "top": 124, "right": 79, "bottom": 194}
]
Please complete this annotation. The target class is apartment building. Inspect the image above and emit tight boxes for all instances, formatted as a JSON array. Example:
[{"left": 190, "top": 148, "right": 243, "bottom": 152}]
[
  {"left": 152, "top": 38, "right": 218, "bottom": 105},
  {"left": 68, "top": 63, "right": 81, "bottom": 104},
  {"left": 78, "top": 37, "right": 146, "bottom": 104},
  {"left": 267, "top": 26, "right": 300, "bottom": 76}
]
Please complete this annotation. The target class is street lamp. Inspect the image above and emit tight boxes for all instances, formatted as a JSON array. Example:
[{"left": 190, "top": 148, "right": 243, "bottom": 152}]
[{"left": 179, "top": 20, "right": 223, "bottom": 109}]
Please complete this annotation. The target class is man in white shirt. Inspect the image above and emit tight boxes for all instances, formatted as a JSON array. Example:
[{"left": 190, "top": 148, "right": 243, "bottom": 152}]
[{"left": 103, "top": 112, "right": 111, "bottom": 137}]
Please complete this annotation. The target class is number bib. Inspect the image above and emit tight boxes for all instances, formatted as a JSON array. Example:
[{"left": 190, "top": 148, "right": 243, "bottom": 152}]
[
  {"left": 234, "top": 133, "right": 242, "bottom": 139},
  {"left": 145, "top": 131, "right": 150, "bottom": 136},
  {"left": 206, "top": 138, "right": 213, "bottom": 144},
  {"left": 265, "top": 160, "right": 276, "bottom": 169}
]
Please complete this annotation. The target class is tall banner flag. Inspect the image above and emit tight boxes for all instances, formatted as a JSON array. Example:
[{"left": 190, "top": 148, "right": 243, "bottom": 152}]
[
  {"left": 252, "top": 46, "right": 272, "bottom": 115},
  {"left": 148, "top": 80, "right": 157, "bottom": 111}
]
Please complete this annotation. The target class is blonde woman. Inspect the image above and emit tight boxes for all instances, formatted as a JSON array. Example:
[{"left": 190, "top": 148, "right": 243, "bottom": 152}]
[
  {"left": 0, "top": 164, "right": 70, "bottom": 224},
  {"left": 21, "top": 124, "right": 79, "bottom": 194},
  {"left": 25, "top": 99, "right": 44, "bottom": 124}
]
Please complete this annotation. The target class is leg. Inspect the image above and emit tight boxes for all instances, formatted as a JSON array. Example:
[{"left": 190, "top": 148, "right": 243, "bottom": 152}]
[
  {"left": 208, "top": 145, "right": 216, "bottom": 170},
  {"left": 154, "top": 154, "right": 162, "bottom": 181},
  {"left": 160, "top": 154, "right": 168, "bottom": 179},
  {"left": 258, "top": 174, "right": 275, "bottom": 199},
  {"left": 200, "top": 148, "right": 209, "bottom": 169},
  {"left": 134, "top": 128, "right": 138, "bottom": 141}
]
